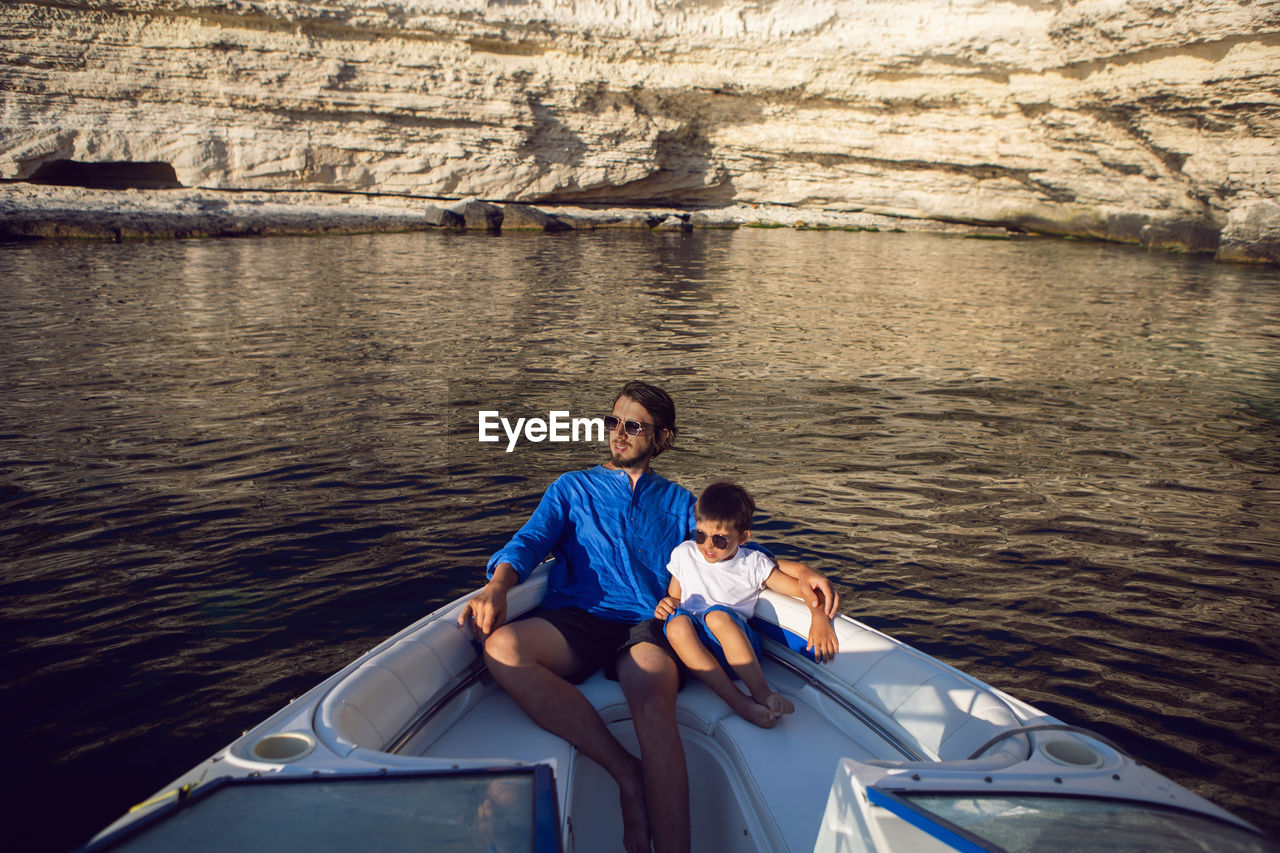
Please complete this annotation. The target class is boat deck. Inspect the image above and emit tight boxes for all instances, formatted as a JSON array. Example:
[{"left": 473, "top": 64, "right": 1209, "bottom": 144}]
[
  {"left": 85, "top": 572, "right": 1276, "bottom": 853},
  {"left": 405, "top": 659, "right": 895, "bottom": 853}
]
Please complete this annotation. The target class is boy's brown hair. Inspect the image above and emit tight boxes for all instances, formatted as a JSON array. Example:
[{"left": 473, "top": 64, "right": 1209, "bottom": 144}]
[{"left": 695, "top": 480, "right": 755, "bottom": 532}]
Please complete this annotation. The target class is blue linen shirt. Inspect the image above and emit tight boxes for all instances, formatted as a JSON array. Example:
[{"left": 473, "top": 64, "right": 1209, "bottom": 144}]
[{"left": 487, "top": 465, "right": 697, "bottom": 622}]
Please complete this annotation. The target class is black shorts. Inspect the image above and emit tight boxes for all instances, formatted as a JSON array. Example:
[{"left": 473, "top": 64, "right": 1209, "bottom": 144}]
[{"left": 530, "top": 607, "right": 684, "bottom": 686}]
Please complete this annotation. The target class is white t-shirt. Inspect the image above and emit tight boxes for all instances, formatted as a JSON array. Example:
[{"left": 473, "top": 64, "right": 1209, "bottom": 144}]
[{"left": 666, "top": 539, "right": 775, "bottom": 619}]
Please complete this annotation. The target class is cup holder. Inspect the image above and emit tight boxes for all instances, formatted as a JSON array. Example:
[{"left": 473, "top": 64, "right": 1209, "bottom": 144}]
[
  {"left": 1040, "top": 737, "right": 1104, "bottom": 768},
  {"left": 250, "top": 732, "right": 316, "bottom": 763}
]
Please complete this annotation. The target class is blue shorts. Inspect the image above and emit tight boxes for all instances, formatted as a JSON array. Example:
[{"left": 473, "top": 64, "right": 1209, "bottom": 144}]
[{"left": 663, "top": 605, "right": 762, "bottom": 679}]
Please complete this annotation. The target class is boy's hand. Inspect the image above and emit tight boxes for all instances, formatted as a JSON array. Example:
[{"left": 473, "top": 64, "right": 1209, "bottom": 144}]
[
  {"left": 807, "top": 614, "right": 839, "bottom": 664},
  {"left": 654, "top": 595, "right": 680, "bottom": 620}
]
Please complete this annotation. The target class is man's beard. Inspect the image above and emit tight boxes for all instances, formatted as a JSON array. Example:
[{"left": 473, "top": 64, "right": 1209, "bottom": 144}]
[{"left": 611, "top": 442, "right": 653, "bottom": 468}]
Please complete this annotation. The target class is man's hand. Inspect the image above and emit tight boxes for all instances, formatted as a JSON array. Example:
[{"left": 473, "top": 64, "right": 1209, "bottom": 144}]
[
  {"left": 777, "top": 559, "right": 840, "bottom": 618},
  {"left": 457, "top": 563, "right": 517, "bottom": 641},
  {"left": 802, "top": 571, "right": 839, "bottom": 618},
  {"left": 654, "top": 595, "right": 680, "bottom": 620}
]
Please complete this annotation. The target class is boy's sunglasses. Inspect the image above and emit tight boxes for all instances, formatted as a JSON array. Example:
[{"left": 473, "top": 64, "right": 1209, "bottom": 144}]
[
  {"left": 604, "top": 415, "right": 655, "bottom": 436},
  {"left": 693, "top": 530, "right": 732, "bottom": 550}
]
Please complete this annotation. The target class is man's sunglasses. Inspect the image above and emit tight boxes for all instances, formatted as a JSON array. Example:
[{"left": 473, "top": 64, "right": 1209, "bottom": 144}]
[
  {"left": 693, "top": 530, "right": 733, "bottom": 550},
  {"left": 604, "top": 415, "right": 655, "bottom": 436}
]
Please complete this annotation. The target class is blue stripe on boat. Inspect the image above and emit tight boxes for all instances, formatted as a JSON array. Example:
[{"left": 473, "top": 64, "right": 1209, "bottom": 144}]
[{"left": 865, "top": 788, "right": 993, "bottom": 853}]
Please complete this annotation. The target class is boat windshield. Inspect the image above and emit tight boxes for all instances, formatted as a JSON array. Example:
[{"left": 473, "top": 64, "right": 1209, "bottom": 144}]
[
  {"left": 85, "top": 766, "right": 558, "bottom": 853},
  {"left": 894, "top": 792, "right": 1277, "bottom": 853}
]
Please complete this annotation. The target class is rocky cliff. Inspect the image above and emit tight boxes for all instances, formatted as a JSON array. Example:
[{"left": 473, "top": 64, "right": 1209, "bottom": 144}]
[{"left": 2, "top": 0, "right": 1277, "bottom": 259}]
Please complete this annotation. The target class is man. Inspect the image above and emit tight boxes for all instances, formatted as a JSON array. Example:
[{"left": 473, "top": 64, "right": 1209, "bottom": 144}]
[{"left": 458, "top": 381, "right": 838, "bottom": 853}]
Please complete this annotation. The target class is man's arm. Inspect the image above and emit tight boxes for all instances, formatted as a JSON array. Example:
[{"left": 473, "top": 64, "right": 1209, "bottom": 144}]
[
  {"left": 458, "top": 561, "right": 519, "bottom": 639},
  {"left": 459, "top": 480, "right": 570, "bottom": 639},
  {"left": 484, "top": 482, "right": 570, "bottom": 585},
  {"left": 774, "top": 558, "right": 840, "bottom": 617}
]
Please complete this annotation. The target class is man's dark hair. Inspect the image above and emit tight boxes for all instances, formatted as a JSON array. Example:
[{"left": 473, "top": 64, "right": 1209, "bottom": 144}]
[
  {"left": 696, "top": 480, "right": 755, "bottom": 532},
  {"left": 614, "top": 380, "right": 678, "bottom": 456}
]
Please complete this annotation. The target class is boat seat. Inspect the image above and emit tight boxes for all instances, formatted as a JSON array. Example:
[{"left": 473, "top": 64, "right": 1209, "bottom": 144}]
[
  {"left": 419, "top": 665, "right": 877, "bottom": 853},
  {"left": 859, "top": 650, "right": 1022, "bottom": 761},
  {"left": 316, "top": 618, "right": 481, "bottom": 755},
  {"left": 578, "top": 672, "right": 738, "bottom": 736},
  {"left": 714, "top": 696, "right": 882, "bottom": 852},
  {"left": 755, "top": 592, "right": 1022, "bottom": 762},
  {"left": 315, "top": 575, "right": 551, "bottom": 756},
  {"left": 414, "top": 676, "right": 732, "bottom": 829},
  {"left": 424, "top": 687, "right": 577, "bottom": 769},
  {"left": 579, "top": 660, "right": 885, "bottom": 851}
]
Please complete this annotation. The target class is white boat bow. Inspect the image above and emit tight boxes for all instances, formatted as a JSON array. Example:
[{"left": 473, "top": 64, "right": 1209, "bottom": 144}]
[{"left": 84, "top": 563, "right": 1275, "bottom": 852}]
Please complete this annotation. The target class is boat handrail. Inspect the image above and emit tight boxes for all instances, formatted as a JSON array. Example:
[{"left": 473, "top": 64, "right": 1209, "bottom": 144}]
[
  {"left": 754, "top": 589, "right": 1034, "bottom": 764},
  {"left": 385, "top": 660, "right": 487, "bottom": 755},
  {"left": 316, "top": 564, "right": 554, "bottom": 757}
]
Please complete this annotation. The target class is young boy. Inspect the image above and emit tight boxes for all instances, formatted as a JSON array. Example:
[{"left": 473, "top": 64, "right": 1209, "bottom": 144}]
[{"left": 654, "top": 480, "right": 839, "bottom": 728}]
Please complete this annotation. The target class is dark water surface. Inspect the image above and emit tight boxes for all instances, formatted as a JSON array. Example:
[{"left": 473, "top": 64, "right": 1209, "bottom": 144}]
[{"left": 1, "top": 229, "right": 1277, "bottom": 851}]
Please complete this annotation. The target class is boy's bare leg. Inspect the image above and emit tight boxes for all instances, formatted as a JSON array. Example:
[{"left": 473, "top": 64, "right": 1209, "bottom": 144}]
[
  {"left": 484, "top": 619, "right": 650, "bottom": 853},
  {"left": 665, "top": 614, "right": 779, "bottom": 729},
  {"left": 704, "top": 610, "right": 795, "bottom": 719},
  {"left": 617, "top": 640, "right": 690, "bottom": 853}
]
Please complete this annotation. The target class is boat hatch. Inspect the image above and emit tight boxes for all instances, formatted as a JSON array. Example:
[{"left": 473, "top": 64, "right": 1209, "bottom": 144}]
[
  {"left": 82, "top": 765, "right": 560, "bottom": 853},
  {"left": 873, "top": 789, "right": 1278, "bottom": 853}
]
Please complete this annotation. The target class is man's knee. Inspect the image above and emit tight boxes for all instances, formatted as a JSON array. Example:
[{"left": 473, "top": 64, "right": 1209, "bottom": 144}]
[
  {"left": 619, "top": 644, "right": 679, "bottom": 720},
  {"left": 483, "top": 623, "right": 526, "bottom": 668},
  {"left": 483, "top": 618, "right": 580, "bottom": 678}
]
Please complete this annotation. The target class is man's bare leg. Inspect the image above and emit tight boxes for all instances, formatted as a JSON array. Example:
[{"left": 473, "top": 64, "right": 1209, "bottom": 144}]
[
  {"left": 618, "top": 641, "right": 690, "bottom": 853},
  {"left": 484, "top": 619, "right": 650, "bottom": 853}
]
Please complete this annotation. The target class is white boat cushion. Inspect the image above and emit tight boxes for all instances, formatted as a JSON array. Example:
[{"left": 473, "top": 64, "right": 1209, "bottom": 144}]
[
  {"left": 374, "top": 639, "right": 456, "bottom": 706},
  {"left": 715, "top": 698, "right": 882, "bottom": 851},
  {"left": 317, "top": 619, "right": 481, "bottom": 754},
  {"left": 754, "top": 592, "right": 899, "bottom": 704},
  {"left": 754, "top": 591, "right": 1020, "bottom": 762},
  {"left": 865, "top": 657, "right": 1018, "bottom": 760},
  {"left": 399, "top": 619, "right": 478, "bottom": 680},
  {"left": 578, "top": 675, "right": 735, "bottom": 736},
  {"left": 318, "top": 662, "right": 420, "bottom": 752},
  {"left": 319, "top": 695, "right": 383, "bottom": 756}
]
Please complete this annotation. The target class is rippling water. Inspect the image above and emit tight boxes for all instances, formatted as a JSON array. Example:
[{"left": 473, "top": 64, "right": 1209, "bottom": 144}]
[{"left": 1, "top": 229, "right": 1277, "bottom": 851}]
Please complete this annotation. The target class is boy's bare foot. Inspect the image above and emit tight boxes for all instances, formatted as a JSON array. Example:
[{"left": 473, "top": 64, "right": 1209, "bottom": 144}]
[
  {"left": 617, "top": 758, "right": 651, "bottom": 853},
  {"left": 746, "top": 681, "right": 796, "bottom": 722},
  {"left": 741, "top": 699, "right": 780, "bottom": 728}
]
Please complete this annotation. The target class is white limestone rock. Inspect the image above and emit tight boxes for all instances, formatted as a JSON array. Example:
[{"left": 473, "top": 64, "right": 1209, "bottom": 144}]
[
  {"left": 447, "top": 198, "right": 504, "bottom": 230},
  {"left": 1217, "top": 201, "right": 1280, "bottom": 265},
  {"left": 0, "top": 0, "right": 1276, "bottom": 257}
]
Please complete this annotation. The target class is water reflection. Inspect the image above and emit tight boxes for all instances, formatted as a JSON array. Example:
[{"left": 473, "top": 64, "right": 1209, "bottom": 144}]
[{"left": 0, "top": 230, "right": 1277, "bottom": 851}]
